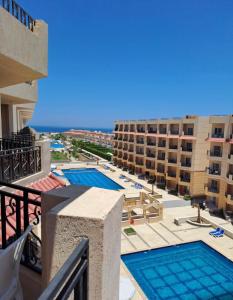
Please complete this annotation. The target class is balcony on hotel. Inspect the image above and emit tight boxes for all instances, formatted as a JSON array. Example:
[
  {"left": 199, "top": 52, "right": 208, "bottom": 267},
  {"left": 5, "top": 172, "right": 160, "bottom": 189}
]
[
  {"left": 157, "top": 151, "right": 166, "bottom": 161},
  {"left": 180, "top": 171, "right": 191, "bottom": 183},
  {"left": 182, "top": 124, "right": 194, "bottom": 136},
  {"left": 227, "top": 165, "right": 233, "bottom": 182},
  {"left": 207, "top": 163, "right": 221, "bottom": 176},
  {"left": 128, "top": 145, "right": 134, "bottom": 153},
  {"left": 228, "top": 145, "right": 233, "bottom": 162},
  {"left": 146, "top": 161, "right": 155, "bottom": 170},
  {"left": 0, "top": 130, "right": 41, "bottom": 183},
  {"left": 167, "top": 153, "right": 177, "bottom": 164},
  {"left": 159, "top": 124, "right": 167, "bottom": 135},
  {"left": 158, "top": 138, "right": 166, "bottom": 148},
  {"left": 0, "top": 1, "right": 48, "bottom": 88},
  {"left": 136, "top": 146, "right": 144, "bottom": 156},
  {"left": 180, "top": 156, "right": 192, "bottom": 168},
  {"left": 136, "top": 124, "right": 145, "bottom": 133},
  {"left": 169, "top": 139, "right": 178, "bottom": 150},
  {"left": 147, "top": 137, "right": 156, "bottom": 146},
  {"left": 135, "top": 158, "right": 144, "bottom": 166},
  {"left": 147, "top": 124, "right": 157, "bottom": 134},
  {"left": 169, "top": 124, "right": 180, "bottom": 135},
  {"left": 146, "top": 149, "right": 156, "bottom": 158},
  {"left": 181, "top": 141, "right": 193, "bottom": 152},
  {"left": 226, "top": 184, "right": 233, "bottom": 201},
  {"left": 123, "top": 134, "right": 128, "bottom": 142},
  {"left": 167, "top": 167, "right": 177, "bottom": 178},
  {"left": 129, "top": 125, "right": 135, "bottom": 132},
  {"left": 211, "top": 125, "right": 225, "bottom": 139},
  {"left": 157, "top": 164, "right": 165, "bottom": 174},
  {"left": 124, "top": 125, "right": 129, "bottom": 132},
  {"left": 208, "top": 145, "right": 222, "bottom": 160},
  {"left": 136, "top": 137, "right": 144, "bottom": 145},
  {"left": 206, "top": 179, "right": 220, "bottom": 194}
]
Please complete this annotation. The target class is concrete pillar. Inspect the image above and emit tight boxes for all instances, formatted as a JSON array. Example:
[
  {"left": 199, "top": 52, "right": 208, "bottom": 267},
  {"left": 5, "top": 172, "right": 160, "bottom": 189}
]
[
  {"left": 36, "top": 140, "right": 51, "bottom": 175},
  {"left": 41, "top": 185, "right": 123, "bottom": 300}
]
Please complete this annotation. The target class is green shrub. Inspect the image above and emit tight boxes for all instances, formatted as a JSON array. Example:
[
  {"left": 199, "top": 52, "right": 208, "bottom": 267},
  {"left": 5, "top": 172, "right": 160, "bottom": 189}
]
[
  {"left": 124, "top": 227, "right": 136, "bottom": 236},
  {"left": 184, "top": 194, "right": 192, "bottom": 200}
]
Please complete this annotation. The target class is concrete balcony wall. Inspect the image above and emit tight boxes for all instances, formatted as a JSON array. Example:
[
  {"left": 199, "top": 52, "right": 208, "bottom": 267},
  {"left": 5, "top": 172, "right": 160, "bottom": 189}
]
[
  {"left": 0, "top": 8, "right": 48, "bottom": 88},
  {"left": 0, "top": 81, "right": 38, "bottom": 104},
  {"left": 41, "top": 185, "right": 123, "bottom": 300}
]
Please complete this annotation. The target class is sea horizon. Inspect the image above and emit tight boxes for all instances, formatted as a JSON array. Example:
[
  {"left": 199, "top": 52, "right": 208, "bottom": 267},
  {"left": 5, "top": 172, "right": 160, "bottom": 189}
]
[{"left": 31, "top": 125, "right": 113, "bottom": 134}]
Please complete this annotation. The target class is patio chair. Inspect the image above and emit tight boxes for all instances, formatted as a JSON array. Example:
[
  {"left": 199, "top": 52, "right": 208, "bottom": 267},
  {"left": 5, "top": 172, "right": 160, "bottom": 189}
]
[
  {"left": 209, "top": 227, "right": 221, "bottom": 235},
  {"left": 0, "top": 225, "right": 32, "bottom": 300},
  {"left": 213, "top": 229, "right": 224, "bottom": 238}
]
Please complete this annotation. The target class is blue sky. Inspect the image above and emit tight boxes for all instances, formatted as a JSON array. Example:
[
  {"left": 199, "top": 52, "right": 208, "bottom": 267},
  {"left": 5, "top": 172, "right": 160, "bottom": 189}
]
[{"left": 23, "top": 0, "right": 233, "bottom": 128}]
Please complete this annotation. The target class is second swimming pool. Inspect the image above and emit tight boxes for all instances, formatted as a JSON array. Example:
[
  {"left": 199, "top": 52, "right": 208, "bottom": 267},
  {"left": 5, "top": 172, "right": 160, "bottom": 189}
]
[
  {"left": 122, "top": 241, "right": 233, "bottom": 299},
  {"left": 62, "top": 168, "right": 124, "bottom": 191}
]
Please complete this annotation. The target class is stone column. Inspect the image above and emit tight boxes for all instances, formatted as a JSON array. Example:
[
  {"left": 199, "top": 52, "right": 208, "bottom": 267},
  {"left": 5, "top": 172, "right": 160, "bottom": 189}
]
[{"left": 41, "top": 185, "right": 123, "bottom": 300}]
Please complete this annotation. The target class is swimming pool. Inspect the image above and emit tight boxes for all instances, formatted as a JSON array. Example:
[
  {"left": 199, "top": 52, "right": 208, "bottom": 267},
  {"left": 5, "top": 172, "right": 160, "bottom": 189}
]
[
  {"left": 62, "top": 168, "right": 124, "bottom": 191},
  {"left": 122, "top": 241, "right": 233, "bottom": 299},
  {"left": 50, "top": 141, "right": 64, "bottom": 149}
]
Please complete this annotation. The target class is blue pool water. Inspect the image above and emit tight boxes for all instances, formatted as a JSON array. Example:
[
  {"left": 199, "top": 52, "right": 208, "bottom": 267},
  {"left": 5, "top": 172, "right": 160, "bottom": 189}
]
[
  {"left": 50, "top": 141, "right": 64, "bottom": 149},
  {"left": 122, "top": 241, "right": 233, "bottom": 299},
  {"left": 62, "top": 168, "right": 124, "bottom": 190}
]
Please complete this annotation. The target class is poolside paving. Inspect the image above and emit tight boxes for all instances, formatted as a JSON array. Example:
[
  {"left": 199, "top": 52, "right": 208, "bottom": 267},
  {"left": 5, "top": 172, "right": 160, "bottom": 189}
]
[{"left": 57, "top": 162, "right": 233, "bottom": 299}]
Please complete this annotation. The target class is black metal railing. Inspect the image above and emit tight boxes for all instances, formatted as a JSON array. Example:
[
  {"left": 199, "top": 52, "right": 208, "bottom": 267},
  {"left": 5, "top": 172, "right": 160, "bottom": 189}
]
[
  {"left": 38, "top": 239, "right": 89, "bottom": 300},
  {"left": 1, "top": 0, "right": 35, "bottom": 31},
  {"left": 0, "top": 146, "right": 41, "bottom": 183},
  {"left": 0, "top": 181, "right": 42, "bottom": 272}
]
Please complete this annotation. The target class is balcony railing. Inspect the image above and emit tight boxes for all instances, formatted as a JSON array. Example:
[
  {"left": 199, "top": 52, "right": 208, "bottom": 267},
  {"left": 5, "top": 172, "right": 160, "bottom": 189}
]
[
  {"left": 167, "top": 172, "right": 176, "bottom": 178},
  {"left": 181, "top": 146, "right": 192, "bottom": 152},
  {"left": 209, "top": 150, "right": 222, "bottom": 157},
  {"left": 212, "top": 133, "right": 224, "bottom": 138},
  {"left": 208, "top": 168, "right": 221, "bottom": 176},
  {"left": 169, "top": 145, "right": 178, "bottom": 150},
  {"left": 1, "top": 0, "right": 35, "bottom": 31},
  {"left": 158, "top": 142, "right": 166, "bottom": 148},
  {"left": 147, "top": 151, "right": 155, "bottom": 157},
  {"left": 148, "top": 128, "right": 157, "bottom": 133},
  {"left": 147, "top": 141, "right": 156, "bottom": 146},
  {"left": 157, "top": 168, "right": 165, "bottom": 173},
  {"left": 207, "top": 186, "right": 219, "bottom": 193},
  {"left": 180, "top": 176, "right": 190, "bottom": 182},
  {"left": 157, "top": 155, "right": 166, "bottom": 161},
  {"left": 168, "top": 158, "right": 177, "bottom": 164},
  {"left": 0, "top": 145, "right": 41, "bottom": 183},
  {"left": 137, "top": 128, "right": 145, "bottom": 133},
  {"left": 181, "top": 161, "right": 191, "bottom": 167},
  {"left": 38, "top": 238, "right": 89, "bottom": 300},
  {"left": 0, "top": 181, "right": 42, "bottom": 272},
  {"left": 136, "top": 140, "right": 144, "bottom": 144}
]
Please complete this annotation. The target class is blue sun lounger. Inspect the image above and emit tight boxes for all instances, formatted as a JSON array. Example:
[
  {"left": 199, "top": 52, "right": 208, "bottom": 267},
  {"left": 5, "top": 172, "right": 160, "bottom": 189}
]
[
  {"left": 213, "top": 229, "right": 224, "bottom": 238},
  {"left": 209, "top": 228, "right": 221, "bottom": 236}
]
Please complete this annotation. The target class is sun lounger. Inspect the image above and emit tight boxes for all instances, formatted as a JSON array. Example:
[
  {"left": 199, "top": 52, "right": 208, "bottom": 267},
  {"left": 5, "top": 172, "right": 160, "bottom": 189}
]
[
  {"left": 209, "top": 227, "right": 221, "bottom": 235},
  {"left": 213, "top": 229, "right": 224, "bottom": 238},
  {"left": 119, "top": 175, "right": 126, "bottom": 179}
]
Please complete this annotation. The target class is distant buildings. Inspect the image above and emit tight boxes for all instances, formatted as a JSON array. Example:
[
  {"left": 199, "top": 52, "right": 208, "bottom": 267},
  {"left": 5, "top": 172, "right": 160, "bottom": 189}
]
[
  {"left": 64, "top": 129, "right": 114, "bottom": 148},
  {"left": 113, "top": 115, "right": 233, "bottom": 211}
]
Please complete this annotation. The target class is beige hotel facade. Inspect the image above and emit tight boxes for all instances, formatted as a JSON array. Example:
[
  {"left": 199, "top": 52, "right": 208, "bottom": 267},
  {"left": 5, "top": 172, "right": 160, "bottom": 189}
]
[{"left": 113, "top": 115, "right": 233, "bottom": 211}]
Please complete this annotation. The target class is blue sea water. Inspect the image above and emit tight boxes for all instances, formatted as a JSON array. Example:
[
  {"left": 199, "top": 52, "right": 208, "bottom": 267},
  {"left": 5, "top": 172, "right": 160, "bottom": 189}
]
[
  {"left": 62, "top": 168, "right": 124, "bottom": 191},
  {"left": 31, "top": 125, "right": 113, "bottom": 134},
  {"left": 122, "top": 241, "right": 233, "bottom": 300}
]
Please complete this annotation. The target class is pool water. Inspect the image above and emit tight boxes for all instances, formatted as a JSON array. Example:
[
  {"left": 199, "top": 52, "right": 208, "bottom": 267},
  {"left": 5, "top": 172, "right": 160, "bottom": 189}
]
[
  {"left": 50, "top": 141, "right": 64, "bottom": 149},
  {"left": 62, "top": 168, "right": 124, "bottom": 191},
  {"left": 122, "top": 241, "right": 233, "bottom": 299}
]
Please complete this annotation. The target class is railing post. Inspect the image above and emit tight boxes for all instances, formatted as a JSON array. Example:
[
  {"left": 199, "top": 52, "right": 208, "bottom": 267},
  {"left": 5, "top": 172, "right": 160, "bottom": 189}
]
[
  {"left": 1, "top": 194, "right": 7, "bottom": 249},
  {"left": 15, "top": 196, "right": 21, "bottom": 239}
]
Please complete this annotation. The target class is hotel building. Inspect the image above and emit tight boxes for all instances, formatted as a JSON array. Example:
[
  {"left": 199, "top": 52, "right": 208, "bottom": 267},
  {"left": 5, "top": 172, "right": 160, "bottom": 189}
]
[
  {"left": 113, "top": 116, "right": 210, "bottom": 197},
  {"left": 205, "top": 115, "right": 233, "bottom": 210}
]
